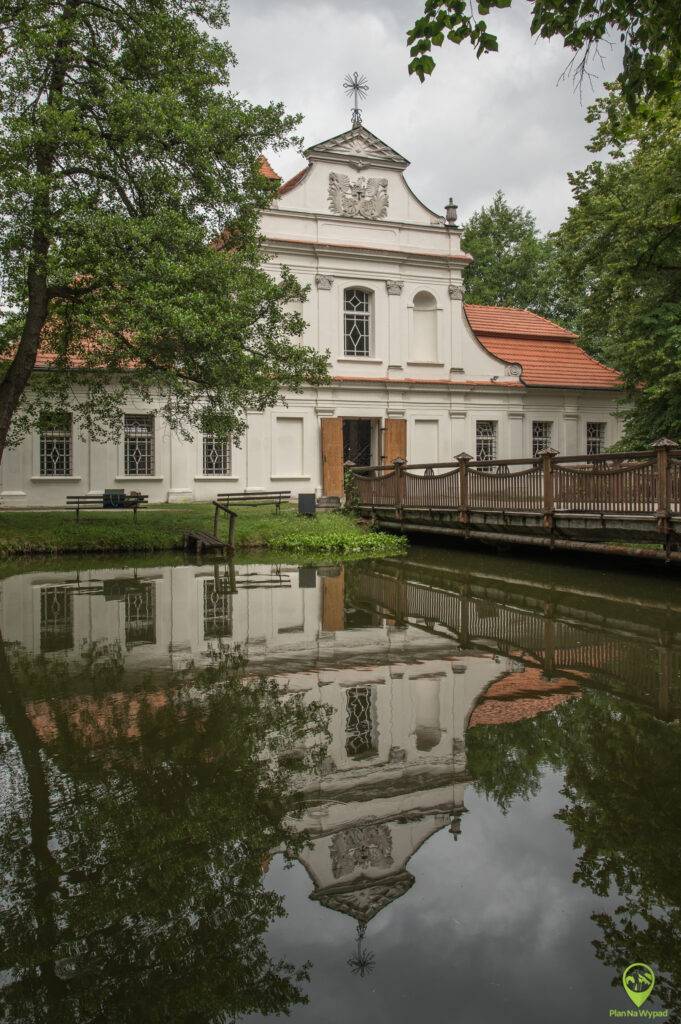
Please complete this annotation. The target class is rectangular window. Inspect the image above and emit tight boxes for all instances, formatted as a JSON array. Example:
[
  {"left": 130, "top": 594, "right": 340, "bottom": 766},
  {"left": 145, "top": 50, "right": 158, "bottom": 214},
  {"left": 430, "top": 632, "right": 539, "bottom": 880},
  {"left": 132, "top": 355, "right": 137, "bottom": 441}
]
[
  {"left": 345, "top": 685, "right": 377, "bottom": 759},
  {"left": 476, "top": 420, "right": 497, "bottom": 462},
  {"left": 344, "top": 288, "right": 371, "bottom": 357},
  {"left": 203, "top": 577, "right": 232, "bottom": 639},
  {"left": 125, "top": 583, "right": 156, "bottom": 649},
  {"left": 586, "top": 421, "right": 606, "bottom": 455},
  {"left": 124, "top": 414, "right": 154, "bottom": 476},
  {"left": 532, "top": 420, "right": 553, "bottom": 457},
  {"left": 40, "top": 586, "right": 74, "bottom": 653},
  {"left": 39, "top": 412, "right": 72, "bottom": 477},
  {"left": 202, "top": 434, "right": 231, "bottom": 476}
]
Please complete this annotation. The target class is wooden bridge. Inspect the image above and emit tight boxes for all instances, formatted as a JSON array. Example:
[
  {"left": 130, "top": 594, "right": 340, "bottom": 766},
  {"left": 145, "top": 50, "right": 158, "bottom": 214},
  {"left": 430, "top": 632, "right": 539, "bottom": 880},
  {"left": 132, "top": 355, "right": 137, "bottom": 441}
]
[
  {"left": 349, "top": 438, "right": 681, "bottom": 563},
  {"left": 346, "top": 560, "right": 681, "bottom": 721}
]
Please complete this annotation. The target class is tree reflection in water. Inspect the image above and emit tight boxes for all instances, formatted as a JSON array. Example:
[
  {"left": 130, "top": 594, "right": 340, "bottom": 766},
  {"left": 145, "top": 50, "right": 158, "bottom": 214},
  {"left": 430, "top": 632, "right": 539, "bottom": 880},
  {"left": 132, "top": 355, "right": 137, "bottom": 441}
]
[
  {"left": 467, "top": 692, "right": 681, "bottom": 1012},
  {"left": 0, "top": 638, "right": 331, "bottom": 1024}
]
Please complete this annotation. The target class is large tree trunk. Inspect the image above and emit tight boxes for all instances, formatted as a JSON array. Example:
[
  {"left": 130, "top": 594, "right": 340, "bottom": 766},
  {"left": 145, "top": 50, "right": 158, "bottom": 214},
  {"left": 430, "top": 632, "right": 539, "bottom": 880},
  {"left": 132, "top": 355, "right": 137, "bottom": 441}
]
[
  {"left": 0, "top": 633, "right": 65, "bottom": 1008},
  {"left": 0, "top": 0, "right": 79, "bottom": 465},
  {"left": 0, "top": 259, "right": 50, "bottom": 464}
]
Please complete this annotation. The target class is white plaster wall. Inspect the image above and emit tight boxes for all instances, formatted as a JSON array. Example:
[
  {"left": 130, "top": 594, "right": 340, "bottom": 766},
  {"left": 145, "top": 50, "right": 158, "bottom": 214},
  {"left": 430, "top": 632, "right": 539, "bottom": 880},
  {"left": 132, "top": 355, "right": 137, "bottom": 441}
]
[{"left": 0, "top": 382, "right": 623, "bottom": 505}]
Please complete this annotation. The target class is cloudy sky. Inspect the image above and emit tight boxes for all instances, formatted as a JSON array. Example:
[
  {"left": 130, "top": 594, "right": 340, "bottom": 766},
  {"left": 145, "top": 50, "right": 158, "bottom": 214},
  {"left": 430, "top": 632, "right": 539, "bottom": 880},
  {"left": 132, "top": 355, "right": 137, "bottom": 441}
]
[{"left": 223, "top": 0, "right": 622, "bottom": 232}]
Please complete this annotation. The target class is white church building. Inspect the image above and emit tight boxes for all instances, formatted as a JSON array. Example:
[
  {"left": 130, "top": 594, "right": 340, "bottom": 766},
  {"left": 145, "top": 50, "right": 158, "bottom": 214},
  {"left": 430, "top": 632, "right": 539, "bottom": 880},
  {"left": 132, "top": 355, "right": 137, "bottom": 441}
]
[{"left": 0, "top": 122, "right": 622, "bottom": 506}]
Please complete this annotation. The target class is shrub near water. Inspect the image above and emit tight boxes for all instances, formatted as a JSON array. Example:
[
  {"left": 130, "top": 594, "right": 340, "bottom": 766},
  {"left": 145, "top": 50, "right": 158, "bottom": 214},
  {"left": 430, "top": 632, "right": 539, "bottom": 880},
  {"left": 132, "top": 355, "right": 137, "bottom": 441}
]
[{"left": 275, "top": 527, "right": 406, "bottom": 556}]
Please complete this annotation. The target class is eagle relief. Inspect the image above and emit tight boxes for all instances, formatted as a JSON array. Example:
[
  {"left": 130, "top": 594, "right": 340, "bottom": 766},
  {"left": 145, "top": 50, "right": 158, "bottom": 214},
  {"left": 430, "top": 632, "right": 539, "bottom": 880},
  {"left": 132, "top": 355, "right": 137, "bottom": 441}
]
[{"left": 328, "top": 172, "right": 389, "bottom": 219}]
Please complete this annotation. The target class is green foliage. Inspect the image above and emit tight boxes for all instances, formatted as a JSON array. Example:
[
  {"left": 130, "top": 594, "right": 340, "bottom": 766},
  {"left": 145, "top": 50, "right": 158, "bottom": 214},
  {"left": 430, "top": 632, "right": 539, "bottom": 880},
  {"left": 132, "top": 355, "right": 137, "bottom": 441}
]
[
  {"left": 407, "top": 1, "right": 681, "bottom": 111},
  {"left": 343, "top": 466, "right": 361, "bottom": 516},
  {"left": 275, "top": 525, "right": 407, "bottom": 557},
  {"left": 468, "top": 690, "right": 681, "bottom": 1008},
  {"left": 461, "top": 191, "right": 577, "bottom": 328},
  {"left": 0, "top": 640, "right": 331, "bottom": 1022},
  {"left": 553, "top": 79, "right": 681, "bottom": 446},
  {"left": 0, "top": 503, "right": 406, "bottom": 557},
  {"left": 0, "top": 0, "right": 329, "bottom": 455}
]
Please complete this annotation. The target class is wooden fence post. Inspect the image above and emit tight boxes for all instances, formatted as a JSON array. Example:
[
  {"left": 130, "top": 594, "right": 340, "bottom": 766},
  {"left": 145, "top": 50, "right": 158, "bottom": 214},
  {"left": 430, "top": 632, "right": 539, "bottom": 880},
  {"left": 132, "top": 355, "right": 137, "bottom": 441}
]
[
  {"left": 540, "top": 448, "right": 559, "bottom": 531},
  {"left": 456, "top": 452, "right": 472, "bottom": 525},
  {"left": 393, "top": 457, "right": 406, "bottom": 513},
  {"left": 652, "top": 437, "right": 678, "bottom": 555}
]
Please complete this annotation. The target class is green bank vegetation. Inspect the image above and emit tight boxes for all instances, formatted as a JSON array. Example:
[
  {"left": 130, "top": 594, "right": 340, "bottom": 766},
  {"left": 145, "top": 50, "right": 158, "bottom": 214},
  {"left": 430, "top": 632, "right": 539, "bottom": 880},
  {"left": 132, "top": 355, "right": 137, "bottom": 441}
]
[{"left": 0, "top": 503, "right": 406, "bottom": 559}]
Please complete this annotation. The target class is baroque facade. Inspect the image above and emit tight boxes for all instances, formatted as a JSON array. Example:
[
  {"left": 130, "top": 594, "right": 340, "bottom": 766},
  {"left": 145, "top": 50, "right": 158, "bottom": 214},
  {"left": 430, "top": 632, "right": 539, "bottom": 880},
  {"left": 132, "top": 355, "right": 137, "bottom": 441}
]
[{"left": 0, "top": 124, "right": 623, "bottom": 506}]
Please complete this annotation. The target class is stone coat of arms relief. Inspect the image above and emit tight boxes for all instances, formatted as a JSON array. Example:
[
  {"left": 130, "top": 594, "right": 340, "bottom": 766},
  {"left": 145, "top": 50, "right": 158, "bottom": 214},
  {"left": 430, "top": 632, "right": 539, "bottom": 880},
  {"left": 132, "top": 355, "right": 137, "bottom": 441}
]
[{"left": 328, "top": 172, "right": 389, "bottom": 219}]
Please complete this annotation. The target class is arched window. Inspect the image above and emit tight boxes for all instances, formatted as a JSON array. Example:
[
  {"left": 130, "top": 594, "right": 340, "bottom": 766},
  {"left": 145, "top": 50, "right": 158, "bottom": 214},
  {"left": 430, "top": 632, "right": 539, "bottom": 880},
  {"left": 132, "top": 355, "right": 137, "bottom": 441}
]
[
  {"left": 344, "top": 287, "right": 372, "bottom": 357},
  {"left": 411, "top": 290, "right": 438, "bottom": 362}
]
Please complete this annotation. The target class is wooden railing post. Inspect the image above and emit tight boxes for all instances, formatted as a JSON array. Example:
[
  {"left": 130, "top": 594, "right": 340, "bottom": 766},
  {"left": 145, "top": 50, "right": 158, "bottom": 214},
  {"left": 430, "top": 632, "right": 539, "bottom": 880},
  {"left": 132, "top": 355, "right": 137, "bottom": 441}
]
[
  {"left": 456, "top": 452, "right": 472, "bottom": 525},
  {"left": 393, "top": 457, "right": 406, "bottom": 512},
  {"left": 539, "top": 448, "right": 559, "bottom": 531},
  {"left": 543, "top": 603, "right": 556, "bottom": 680},
  {"left": 652, "top": 437, "right": 677, "bottom": 555},
  {"left": 227, "top": 510, "right": 237, "bottom": 551}
]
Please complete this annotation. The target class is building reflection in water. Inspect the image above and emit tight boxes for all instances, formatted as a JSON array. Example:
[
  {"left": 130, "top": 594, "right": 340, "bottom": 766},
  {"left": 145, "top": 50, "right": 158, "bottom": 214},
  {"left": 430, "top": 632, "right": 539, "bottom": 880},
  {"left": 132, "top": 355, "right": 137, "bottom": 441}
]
[{"left": 1, "top": 557, "right": 679, "bottom": 968}]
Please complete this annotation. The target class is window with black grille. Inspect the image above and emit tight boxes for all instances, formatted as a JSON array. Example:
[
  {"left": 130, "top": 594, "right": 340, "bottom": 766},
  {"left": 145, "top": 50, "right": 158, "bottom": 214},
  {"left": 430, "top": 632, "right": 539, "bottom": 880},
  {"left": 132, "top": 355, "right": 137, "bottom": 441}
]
[
  {"left": 39, "top": 412, "right": 72, "bottom": 477},
  {"left": 586, "top": 421, "right": 606, "bottom": 455},
  {"left": 40, "top": 586, "right": 74, "bottom": 653},
  {"left": 125, "top": 583, "right": 156, "bottom": 649},
  {"left": 532, "top": 420, "right": 553, "bottom": 457},
  {"left": 203, "top": 577, "right": 232, "bottom": 639},
  {"left": 475, "top": 420, "right": 497, "bottom": 462},
  {"left": 202, "top": 434, "right": 231, "bottom": 476},
  {"left": 344, "top": 288, "right": 371, "bottom": 357},
  {"left": 345, "top": 685, "right": 377, "bottom": 758},
  {"left": 124, "top": 414, "right": 154, "bottom": 476}
]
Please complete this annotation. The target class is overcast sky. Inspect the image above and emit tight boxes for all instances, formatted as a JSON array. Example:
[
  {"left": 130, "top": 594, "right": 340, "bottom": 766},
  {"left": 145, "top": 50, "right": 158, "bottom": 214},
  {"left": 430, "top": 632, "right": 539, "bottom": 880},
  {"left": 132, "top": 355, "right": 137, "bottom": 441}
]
[{"left": 223, "top": 0, "right": 622, "bottom": 232}]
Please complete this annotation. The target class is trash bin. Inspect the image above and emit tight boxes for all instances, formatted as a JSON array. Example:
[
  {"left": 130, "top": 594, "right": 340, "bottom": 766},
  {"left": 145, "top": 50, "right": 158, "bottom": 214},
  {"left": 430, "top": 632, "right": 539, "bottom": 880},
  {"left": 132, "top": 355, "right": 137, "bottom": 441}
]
[
  {"left": 298, "top": 566, "right": 317, "bottom": 589},
  {"left": 298, "top": 493, "right": 316, "bottom": 517}
]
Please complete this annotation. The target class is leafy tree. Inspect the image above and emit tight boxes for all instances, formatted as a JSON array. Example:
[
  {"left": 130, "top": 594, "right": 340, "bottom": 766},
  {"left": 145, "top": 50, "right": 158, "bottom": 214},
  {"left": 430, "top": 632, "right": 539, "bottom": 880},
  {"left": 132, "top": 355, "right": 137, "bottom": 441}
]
[
  {"left": 0, "top": 637, "right": 331, "bottom": 1023},
  {"left": 553, "top": 80, "right": 681, "bottom": 446},
  {"left": 407, "top": 1, "right": 681, "bottom": 110},
  {"left": 461, "top": 191, "right": 577, "bottom": 326},
  {"left": 468, "top": 691, "right": 681, "bottom": 1012},
  {"left": 0, "top": 0, "right": 329, "bottom": 464}
]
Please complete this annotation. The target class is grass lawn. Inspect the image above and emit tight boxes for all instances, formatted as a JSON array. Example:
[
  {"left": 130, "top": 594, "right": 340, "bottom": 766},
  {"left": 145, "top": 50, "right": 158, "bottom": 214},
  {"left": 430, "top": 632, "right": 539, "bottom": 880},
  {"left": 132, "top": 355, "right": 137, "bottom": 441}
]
[{"left": 0, "top": 502, "right": 406, "bottom": 558}]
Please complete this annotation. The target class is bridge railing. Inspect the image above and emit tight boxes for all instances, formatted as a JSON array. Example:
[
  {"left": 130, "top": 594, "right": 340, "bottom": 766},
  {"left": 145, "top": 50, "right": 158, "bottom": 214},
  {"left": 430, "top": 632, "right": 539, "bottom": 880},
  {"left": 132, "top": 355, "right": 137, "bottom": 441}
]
[{"left": 349, "top": 438, "right": 681, "bottom": 519}]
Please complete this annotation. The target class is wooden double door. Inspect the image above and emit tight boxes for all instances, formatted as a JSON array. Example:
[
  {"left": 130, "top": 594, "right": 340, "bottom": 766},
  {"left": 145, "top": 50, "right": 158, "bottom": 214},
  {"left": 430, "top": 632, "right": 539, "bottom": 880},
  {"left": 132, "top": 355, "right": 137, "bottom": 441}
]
[{"left": 320, "top": 417, "right": 407, "bottom": 496}]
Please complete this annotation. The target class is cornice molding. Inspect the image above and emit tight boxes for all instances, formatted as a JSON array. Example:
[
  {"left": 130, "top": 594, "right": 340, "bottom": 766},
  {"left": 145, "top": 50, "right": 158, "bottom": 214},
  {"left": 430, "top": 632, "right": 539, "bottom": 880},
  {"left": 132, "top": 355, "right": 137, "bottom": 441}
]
[{"left": 264, "top": 237, "right": 472, "bottom": 269}]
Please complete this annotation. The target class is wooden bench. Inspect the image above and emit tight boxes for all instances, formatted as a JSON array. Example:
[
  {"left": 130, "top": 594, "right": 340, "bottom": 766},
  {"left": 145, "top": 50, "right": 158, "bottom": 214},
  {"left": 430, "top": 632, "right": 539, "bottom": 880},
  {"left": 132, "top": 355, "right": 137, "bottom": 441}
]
[
  {"left": 215, "top": 490, "right": 291, "bottom": 513},
  {"left": 67, "top": 493, "right": 148, "bottom": 522}
]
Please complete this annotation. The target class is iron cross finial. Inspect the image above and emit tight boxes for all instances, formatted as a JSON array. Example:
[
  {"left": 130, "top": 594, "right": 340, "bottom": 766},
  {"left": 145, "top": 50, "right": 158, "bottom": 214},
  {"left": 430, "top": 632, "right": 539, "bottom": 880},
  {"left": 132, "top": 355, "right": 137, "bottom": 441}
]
[{"left": 343, "top": 72, "right": 369, "bottom": 128}]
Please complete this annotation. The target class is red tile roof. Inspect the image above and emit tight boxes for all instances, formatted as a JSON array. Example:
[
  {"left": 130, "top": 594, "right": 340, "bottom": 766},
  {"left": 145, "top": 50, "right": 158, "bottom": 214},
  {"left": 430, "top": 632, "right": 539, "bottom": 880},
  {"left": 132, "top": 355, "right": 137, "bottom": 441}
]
[
  {"left": 464, "top": 304, "right": 621, "bottom": 390},
  {"left": 468, "top": 667, "right": 581, "bottom": 728},
  {"left": 465, "top": 304, "right": 576, "bottom": 340},
  {"left": 259, "top": 155, "right": 281, "bottom": 181}
]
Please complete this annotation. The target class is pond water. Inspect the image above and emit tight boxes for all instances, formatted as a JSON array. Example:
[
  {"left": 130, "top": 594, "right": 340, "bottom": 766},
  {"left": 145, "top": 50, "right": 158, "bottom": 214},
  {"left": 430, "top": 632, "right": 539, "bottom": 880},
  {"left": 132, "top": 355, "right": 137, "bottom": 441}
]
[{"left": 0, "top": 548, "right": 680, "bottom": 1023}]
